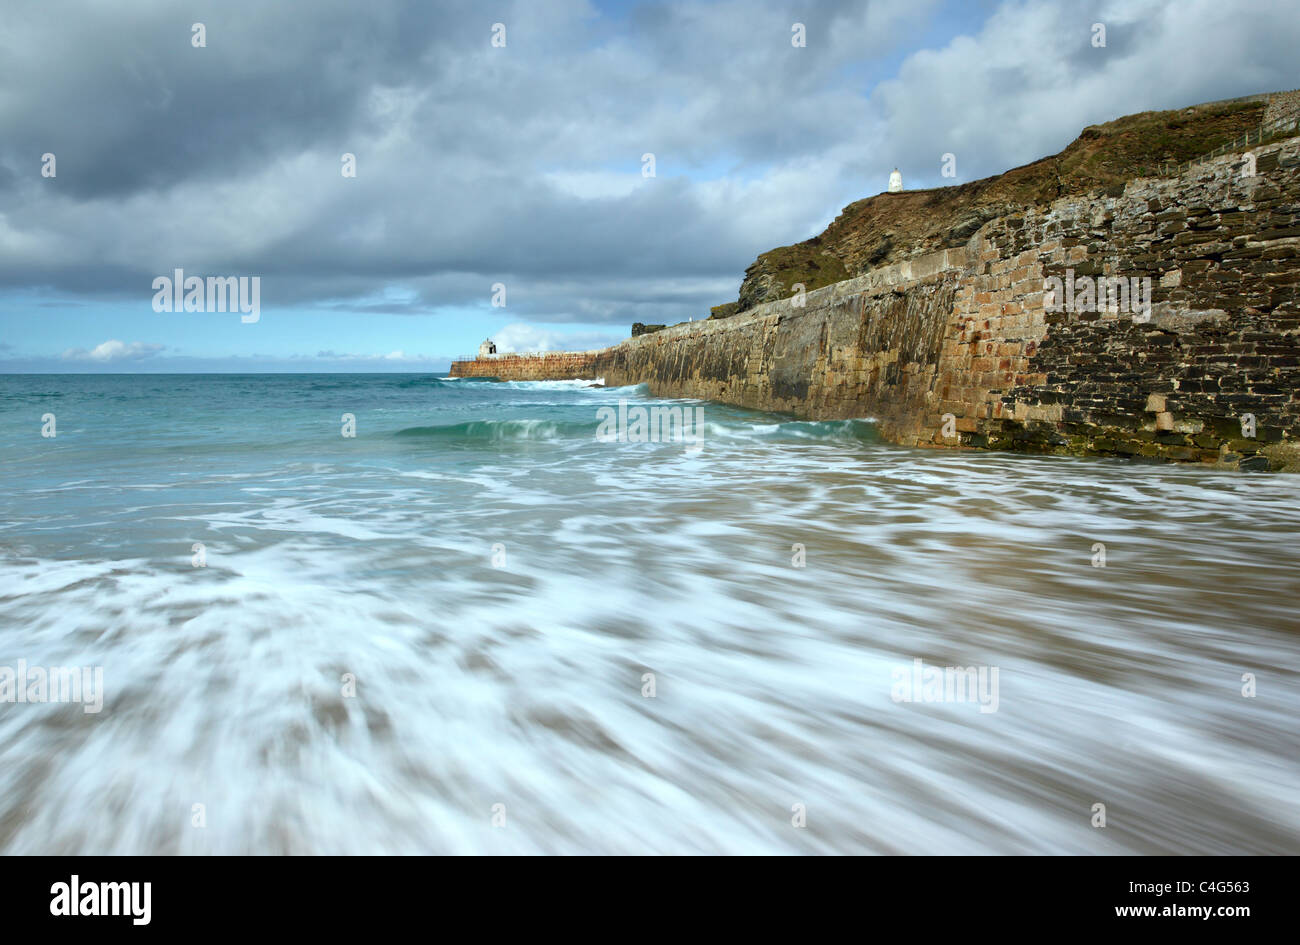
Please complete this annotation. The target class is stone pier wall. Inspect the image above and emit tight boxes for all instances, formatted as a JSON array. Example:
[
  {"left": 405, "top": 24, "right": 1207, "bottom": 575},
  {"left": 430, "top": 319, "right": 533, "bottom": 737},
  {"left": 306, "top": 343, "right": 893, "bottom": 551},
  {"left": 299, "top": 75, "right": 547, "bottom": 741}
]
[
  {"left": 449, "top": 350, "right": 604, "bottom": 380},
  {"left": 450, "top": 135, "right": 1300, "bottom": 469}
]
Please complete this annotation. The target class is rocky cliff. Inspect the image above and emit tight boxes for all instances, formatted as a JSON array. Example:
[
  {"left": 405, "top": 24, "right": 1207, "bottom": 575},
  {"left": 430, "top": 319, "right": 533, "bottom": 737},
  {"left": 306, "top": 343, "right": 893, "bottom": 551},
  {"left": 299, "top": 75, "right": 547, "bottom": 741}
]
[{"left": 731, "top": 97, "right": 1274, "bottom": 314}]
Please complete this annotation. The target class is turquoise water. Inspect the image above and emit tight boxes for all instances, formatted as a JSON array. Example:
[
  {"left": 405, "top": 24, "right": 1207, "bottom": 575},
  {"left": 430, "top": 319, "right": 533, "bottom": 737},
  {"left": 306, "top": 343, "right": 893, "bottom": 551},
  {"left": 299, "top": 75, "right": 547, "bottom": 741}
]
[{"left": 0, "top": 373, "right": 1298, "bottom": 853}]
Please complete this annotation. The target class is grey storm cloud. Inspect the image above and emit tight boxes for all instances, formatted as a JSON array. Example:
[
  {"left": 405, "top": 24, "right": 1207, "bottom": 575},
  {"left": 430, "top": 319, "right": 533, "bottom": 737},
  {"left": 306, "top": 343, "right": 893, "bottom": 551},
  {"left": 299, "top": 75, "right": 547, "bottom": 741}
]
[{"left": 2, "top": 0, "right": 1299, "bottom": 326}]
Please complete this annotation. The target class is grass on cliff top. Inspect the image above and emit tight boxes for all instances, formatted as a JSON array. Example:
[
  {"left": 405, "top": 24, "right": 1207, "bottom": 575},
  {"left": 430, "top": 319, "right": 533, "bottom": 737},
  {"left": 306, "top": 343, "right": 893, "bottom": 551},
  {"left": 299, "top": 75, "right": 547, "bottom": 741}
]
[
  {"left": 746, "top": 243, "right": 850, "bottom": 291},
  {"left": 1058, "top": 99, "right": 1266, "bottom": 185}
]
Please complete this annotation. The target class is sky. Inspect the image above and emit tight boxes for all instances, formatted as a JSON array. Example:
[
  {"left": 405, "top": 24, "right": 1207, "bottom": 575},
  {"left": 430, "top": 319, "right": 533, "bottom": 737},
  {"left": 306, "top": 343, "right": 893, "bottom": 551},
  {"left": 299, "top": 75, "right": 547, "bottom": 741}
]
[{"left": 1, "top": 0, "right": 1297, "bottom": 373}]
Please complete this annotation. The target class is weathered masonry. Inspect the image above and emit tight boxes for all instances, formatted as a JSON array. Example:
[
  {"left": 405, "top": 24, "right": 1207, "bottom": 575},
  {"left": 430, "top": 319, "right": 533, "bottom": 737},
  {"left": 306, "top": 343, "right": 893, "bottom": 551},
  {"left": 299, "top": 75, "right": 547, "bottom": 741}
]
[{"left": 451, "top": 136, "right": 1300, "bottom": 470}]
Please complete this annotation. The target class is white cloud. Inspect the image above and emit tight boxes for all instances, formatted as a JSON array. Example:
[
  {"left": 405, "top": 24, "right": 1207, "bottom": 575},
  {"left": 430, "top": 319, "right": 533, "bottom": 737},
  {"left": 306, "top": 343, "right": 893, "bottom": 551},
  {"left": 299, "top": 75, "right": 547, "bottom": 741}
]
[
  {"left": 311, "top": 349, "right": 426, "bottom": 362},
  {"left": 870, "top": 0, "right": 1300, "bottom": 188},
  {"left": 62, "top": 340, "right": 164, "bottom": 362},
  {"left": 490, "top": 322, "right": 624, "bottom": 354}
]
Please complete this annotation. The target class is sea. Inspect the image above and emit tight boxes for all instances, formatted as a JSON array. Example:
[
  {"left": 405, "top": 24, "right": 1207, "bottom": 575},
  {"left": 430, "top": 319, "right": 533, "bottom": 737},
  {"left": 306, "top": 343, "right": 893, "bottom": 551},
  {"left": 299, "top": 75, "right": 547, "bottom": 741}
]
[{"left": 0, "top": 372, "right": 1297, "bottom": 854}]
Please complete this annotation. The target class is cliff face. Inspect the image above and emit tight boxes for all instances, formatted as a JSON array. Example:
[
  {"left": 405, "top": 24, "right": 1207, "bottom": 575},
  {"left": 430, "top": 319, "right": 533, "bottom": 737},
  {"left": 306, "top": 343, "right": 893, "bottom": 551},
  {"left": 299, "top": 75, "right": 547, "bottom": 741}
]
[
  {"left": 732, "top": 98, "right": 1271, "bottom": 314},
  {"left": 452, "top": 133, "right": 1300, "bottom": 470}
]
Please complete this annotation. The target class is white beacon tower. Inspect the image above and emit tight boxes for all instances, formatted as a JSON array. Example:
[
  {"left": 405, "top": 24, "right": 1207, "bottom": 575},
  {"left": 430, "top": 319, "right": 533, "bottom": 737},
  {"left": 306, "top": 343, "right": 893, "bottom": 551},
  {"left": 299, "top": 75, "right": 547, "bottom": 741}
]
[{"left": 888, "top": 168, "right": 903, "bottom": 193}]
